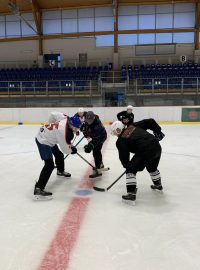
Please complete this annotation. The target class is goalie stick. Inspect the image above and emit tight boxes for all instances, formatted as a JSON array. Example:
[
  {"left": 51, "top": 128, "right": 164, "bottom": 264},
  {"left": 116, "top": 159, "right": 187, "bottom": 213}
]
[{"left": 93, "top": 171, "right": 126, "bottom": 192}]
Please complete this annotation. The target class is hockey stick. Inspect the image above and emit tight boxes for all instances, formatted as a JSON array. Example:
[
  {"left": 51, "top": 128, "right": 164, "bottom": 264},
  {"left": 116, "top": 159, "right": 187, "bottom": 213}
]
[
  {"left": 64, "top": 136, "right": 85, "bottom": 160},
  {"left": 71, "top": 135, "right": 77, "bottom": 145},
  {"left": 76, "top": 152, "right": 96, "bottom": 169},
  {"left": 76, "top": 152, "right": 110, "bottom": 175},
  {"left": 93, "top": 171, "right": 126, "bottom": 192}
]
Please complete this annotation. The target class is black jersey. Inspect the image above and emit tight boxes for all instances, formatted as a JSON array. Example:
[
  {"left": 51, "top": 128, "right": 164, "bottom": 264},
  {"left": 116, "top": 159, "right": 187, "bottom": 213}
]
[
  {"left": 83, "top": 116, "right": 107, "bottom": 147},
  {"left": 116, "top": 119, "right": 161, "bottom": 168}
]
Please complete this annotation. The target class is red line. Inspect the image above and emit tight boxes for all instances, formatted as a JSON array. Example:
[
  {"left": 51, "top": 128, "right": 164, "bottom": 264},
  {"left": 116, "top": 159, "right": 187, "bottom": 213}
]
[
  {"left": 37, "top": 133, "right": 110, "bottom": 270},
  {"left": 38, "top": 197, "right": 90, "bottom": 270}
]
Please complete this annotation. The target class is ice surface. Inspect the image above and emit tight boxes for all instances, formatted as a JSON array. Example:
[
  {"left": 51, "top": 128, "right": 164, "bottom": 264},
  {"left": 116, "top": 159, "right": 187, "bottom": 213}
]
[{"left": 0, "top": 124, "right": 200, "bottom": 270}]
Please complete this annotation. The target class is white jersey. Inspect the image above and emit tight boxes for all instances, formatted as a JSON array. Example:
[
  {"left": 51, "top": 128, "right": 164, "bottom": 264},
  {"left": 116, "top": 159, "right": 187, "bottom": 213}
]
[
  {"left": 36, "top": 118, "right": 72, "bottom": 154},
  {"left": 48, "top": 111, "right": 67, "bottom": 123}
]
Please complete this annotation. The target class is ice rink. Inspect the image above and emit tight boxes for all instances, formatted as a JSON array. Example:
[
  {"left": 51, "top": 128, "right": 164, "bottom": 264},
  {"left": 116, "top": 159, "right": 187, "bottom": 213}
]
[{"left": 0, "top": 123, "right": 200, "bottom": 270}]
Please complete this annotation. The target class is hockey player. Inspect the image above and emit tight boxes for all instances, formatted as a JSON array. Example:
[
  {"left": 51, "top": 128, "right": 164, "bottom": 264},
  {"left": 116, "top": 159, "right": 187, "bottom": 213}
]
[
  {"left": 111, "top": 119, "right": 164, "bottom": 205},
  {"left": 117, "top": 105, "right": 134, "bottom": 126},
  {"left": 74, "top": 108, "right": 87, "bottom": 136},
  {"left": 74, "top": 108, "right": 87, "bottom": 123},
  {"left": 83, "top": 111, "right": 107, "bottom": 178},
  {"left": 48, "top": 111, "right": 67, "bottom": 124},
  {"left": 34, "top": 115, "right": 81, "bottom": 200}
]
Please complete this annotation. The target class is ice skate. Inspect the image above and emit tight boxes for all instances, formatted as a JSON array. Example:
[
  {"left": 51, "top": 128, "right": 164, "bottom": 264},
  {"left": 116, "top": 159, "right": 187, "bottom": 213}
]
[
  {"left": 96, "top": 163, "right": 110, "bottom": 173},
  {"left": 33, "top": 187, "right": 53, "bottom": 201},
  {"left": 89, "top": 169, "right": 102, "bottom": 178},
  {"left": 151, "top": 184, "right": 163, "bottom": 192},
  {"left": 57, "top": 170, "right": 71, "bottom": 177},
  {"left": 122, "top": 193, "right": 136, "bottom": 206}
]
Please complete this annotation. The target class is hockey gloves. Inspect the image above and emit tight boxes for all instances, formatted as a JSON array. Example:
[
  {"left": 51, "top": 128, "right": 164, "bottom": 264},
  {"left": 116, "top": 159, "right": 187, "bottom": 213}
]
[
  {"left": 84, "top": 143, "right": 94, "bottom": 153},
  {"left": 71, "top": 146, "right": 77, "bottom": 155},
  {"left": 80, "top": 122, "right": 89, "bottom": 137},
  {"left": 154, "top": 131, "right": 165, "bottom": 141}
]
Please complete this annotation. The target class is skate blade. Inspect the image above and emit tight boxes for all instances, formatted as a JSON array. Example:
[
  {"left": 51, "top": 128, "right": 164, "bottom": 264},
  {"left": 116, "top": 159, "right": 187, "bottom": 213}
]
[
  {"left": 57, "top": 174, "right": 71, "bottom": 178},
  {"left": 98, "top": 167, "right": 110, "bottom": 172},
  {"left": 89, "top": 174, "right": 102, "bottom": 179},
  {"left": 151, "top": 187, "right": 163, "bottom": 193},
  {"left": 33, "top": 195, "right": 53, "bottom": 201},
  {"left": 122, "top": 199, "right": 136, "bottom": 206}
]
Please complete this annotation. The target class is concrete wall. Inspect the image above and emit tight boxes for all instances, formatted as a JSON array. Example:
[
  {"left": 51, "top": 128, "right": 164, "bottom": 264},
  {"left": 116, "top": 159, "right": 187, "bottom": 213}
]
[
  {"left": 0, "top": 106, "right": 189, "bottom": 123},
  {"left": 0, "top": 40, "right": 39, "bottom": 62},
  {"left": 43, "top": 38, "right": 113, "bottom": 66},
  {"left": 0, "top": 38, "right": 198, "bottom": 68}
]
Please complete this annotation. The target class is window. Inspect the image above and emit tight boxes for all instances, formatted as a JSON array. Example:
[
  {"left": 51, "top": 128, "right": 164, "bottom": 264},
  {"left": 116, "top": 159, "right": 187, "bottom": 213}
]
[
  {"left": 43, "top": 20, "right": 61, "bottom": 34},
  {"left": 156, "top": 33, "right": 173, "bottom": 44},
  {"left": 118, "top": 6, "right": 138, "bottom": 15},
  {"left": 156, "top": 4, "right": 173, "bottom": 14},
  {"left": 78, "top": 8, "right": 94, "bottom": 18},
  {"left": 78, "top": 18, "right": 94, "bottom": 32},
  {"left": 62, "top": 19, "right": 77, "bottom": 33},
  {"left": 139, "top": 15, "right": 155, "bottom": 29},
  {"left": 139, "top": 34, "right": 155, "bottom": 44},
  {"left": 118, "top": 16, "right": 138, "bottom": 30},
  {"left": 118, "top": 34, "right": 138, "bottom": 46},
  {"left": 173, "top": 32, "right": 194, "bottom": 43},
  {"left": 95, "top": 7, "right": 113, "bottom": 17},
  {"left": 156, "top": 14, "right": 173, "bottom": 29},
  {"left": 21, "top": 21, "right": 36, "bottom": 36},
  {"left": 42, "top": 11, "right": 61, "bottom": 20},
  {"left": 62, "top": 9, "right": 77, "bottom": 19},
  {"left": 139, "top": 5, "right": 155, "bottom": 15},
  {"left": 95, "top": 17, "right": 114, "bottom": 31},
  {"left": 174, "top": 3, "right": 195, "bottom": 12},
  {"left": 0, "top": 22, "right": 5, "bottom": 38},
  {"left": 6, "top": 21, "right": 21, "bottom": 36},
  {"left": 96, "top": 35, "right": 114, "bottom": 47},
  {"left": 174, "top": 12, "right": 195, "bottom": 28}
]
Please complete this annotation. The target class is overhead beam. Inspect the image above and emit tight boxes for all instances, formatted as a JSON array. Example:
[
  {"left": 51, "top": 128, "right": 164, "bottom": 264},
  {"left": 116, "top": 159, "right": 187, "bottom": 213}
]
[
  {"left": 113, "top": 0, "right": 119, "bottom": 53},
  {"left": 0, "top": 0, "right": 195, "bottom": 15},
  {"left": 118, "top": 0, "right": 194, "bottom": 4},
  {"left": 30, "top": 0, "right": 43, "bottom": 55},
  {"left": 195, "top": 0, "right": 200, "bottom": 50},
  {"left": 0, "top": 28, "right": 195, "bottom": 43},
  {"left": 42, "top": 28, "right": 194, "bottom": 40},
  {"left": 0, "top": 36, "right": 39, "bottom": 42}
]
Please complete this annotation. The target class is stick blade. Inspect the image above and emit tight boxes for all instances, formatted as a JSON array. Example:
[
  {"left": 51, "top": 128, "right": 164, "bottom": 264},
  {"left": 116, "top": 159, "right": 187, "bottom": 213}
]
[{"left": 93, "top": 186, "right": 106, "bottom": 192}]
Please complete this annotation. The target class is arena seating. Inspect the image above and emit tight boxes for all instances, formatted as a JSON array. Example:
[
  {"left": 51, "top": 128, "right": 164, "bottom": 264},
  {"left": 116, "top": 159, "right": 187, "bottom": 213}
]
[
  {"left": 0, "top": 66, "right": 101, "bottom": 81},
  {"left": 0, "top": 66, "right": 110, "bottom": 92},
  {"left": 0, "top": 63, "right": 199, "bottom": 93},
  {"left": 121, "top": 63, "right": 200, "bottom": 89}
]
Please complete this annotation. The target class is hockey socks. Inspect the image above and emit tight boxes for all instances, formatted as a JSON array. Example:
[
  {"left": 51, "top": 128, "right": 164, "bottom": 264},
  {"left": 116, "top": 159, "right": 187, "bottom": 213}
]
[
  {"left": 126, "top": 173, "right": 137, "bottom": 193},
  {"left": 122, "top": 173, "right": 137, "bottom": 206},
  {"left": 150, "top": 170, "right": 163, "bottom": 191}
]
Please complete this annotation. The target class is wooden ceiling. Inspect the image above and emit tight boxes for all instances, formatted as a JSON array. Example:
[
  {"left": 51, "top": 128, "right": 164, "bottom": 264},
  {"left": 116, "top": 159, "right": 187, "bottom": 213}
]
[{"left": 0, "top": 0, "right": 196, "bottom": 14}]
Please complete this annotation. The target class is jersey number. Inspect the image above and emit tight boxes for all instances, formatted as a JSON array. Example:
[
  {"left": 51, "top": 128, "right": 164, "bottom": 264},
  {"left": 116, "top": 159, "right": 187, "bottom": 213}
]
[{"left": 40, "top": 123, "right": 59, "bottom": 133}]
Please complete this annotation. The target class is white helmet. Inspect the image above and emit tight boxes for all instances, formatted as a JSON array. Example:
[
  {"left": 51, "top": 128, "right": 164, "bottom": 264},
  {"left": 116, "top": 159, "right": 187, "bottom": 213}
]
[
  {"left": 127, "top": 105, "right": 133, "bottom": 111},
  {"left": 111, "top": 121, "right": 125, "bottom": 136},
  {"left": 78, "top": 108, "right": 84, "bottom": 113}
]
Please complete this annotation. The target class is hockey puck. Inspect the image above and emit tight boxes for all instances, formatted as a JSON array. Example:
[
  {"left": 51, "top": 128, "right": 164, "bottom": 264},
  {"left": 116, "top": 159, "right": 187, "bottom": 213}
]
[{"left": 75, "top": 189, "right": 93, "bottom": 196}]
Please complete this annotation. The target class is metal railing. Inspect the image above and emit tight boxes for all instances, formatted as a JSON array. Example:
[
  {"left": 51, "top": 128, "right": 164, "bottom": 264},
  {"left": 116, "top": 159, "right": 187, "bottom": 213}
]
[
  {"left": 0, "top": 76, "right": 200, "bottom": 97},
  {"left": 0, "top": 79, "right": 101, "bottom": 96},
  {"left": 128, "top": 77, "right": 200, "bottom": 95}
]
